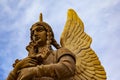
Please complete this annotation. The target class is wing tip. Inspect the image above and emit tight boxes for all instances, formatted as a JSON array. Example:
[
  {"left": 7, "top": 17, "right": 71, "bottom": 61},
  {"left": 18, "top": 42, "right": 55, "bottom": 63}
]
[
  {"left": 68, "top": 8, "right": 76, "bottom": 15},
  {"left": 67, "top": 9, "right": 78, "bottom": 19},
  {"left": 68, "top": 8, "right": 75, "bottom": 12}
]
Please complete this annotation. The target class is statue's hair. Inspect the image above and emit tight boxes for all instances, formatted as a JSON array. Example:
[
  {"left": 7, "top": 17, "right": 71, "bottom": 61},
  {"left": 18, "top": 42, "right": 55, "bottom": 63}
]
[{"left": 30, "top": 22, "right": 61, "bottom": 49}]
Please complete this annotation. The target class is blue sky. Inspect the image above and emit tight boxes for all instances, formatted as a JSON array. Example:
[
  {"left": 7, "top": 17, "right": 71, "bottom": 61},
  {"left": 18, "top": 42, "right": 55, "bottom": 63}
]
[{"left": 0, "top": 0, "right": 120, "bottom": 80}]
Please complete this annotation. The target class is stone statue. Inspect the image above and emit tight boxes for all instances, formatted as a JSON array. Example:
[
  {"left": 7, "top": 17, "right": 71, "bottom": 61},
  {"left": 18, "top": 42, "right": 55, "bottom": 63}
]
[{"left": 7, "top": 9, "right": 106, "bottom": 80}]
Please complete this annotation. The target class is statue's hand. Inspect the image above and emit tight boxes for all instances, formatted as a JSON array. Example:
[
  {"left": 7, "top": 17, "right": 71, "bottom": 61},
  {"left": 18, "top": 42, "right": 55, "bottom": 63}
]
[
  {"left": 13, "top": 57, "right": 38, "bottom": 73},
  {"left": 17, "top": 67, "right": 40, "bottom": 80},
  {"left": 13, "top": 59, "right": 22, "bottom": 68}
]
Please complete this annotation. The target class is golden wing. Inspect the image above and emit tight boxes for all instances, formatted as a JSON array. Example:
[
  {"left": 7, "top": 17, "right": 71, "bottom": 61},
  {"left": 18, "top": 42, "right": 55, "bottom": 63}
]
[{"left": 60, "top": 9, "right": 106, "bottom": 80}]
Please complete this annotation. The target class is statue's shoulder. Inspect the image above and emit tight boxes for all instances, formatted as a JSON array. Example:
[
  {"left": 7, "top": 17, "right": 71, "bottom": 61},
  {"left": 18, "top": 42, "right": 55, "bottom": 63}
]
[
  {"left": 55, "top": 47, "right": 75, "bottom": 62},
  {"left": 57, "top": 47, "right": 72, "bottom": 54}
]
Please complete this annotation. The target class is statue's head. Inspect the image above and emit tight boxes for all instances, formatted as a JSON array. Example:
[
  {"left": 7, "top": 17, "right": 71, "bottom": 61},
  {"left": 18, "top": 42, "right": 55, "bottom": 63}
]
[{"left": 30, "top": 13, "right": 60, "bottom": 49}]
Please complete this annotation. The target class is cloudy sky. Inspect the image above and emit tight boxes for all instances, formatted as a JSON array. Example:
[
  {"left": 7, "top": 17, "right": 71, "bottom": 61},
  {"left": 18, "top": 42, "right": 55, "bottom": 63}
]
[{"left": 0, "top": 0, "right": 120, "bottom": 80}]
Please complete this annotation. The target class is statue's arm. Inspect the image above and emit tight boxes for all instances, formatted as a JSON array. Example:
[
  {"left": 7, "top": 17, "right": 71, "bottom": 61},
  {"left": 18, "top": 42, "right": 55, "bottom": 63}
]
[
  {"left": 37, "top": 54, "right": 76, "bottom": 79},
  {"left": 6, "top": 57, "right": 38, "bottom": 80},
  {"left": 6, "top": 70, "right": 17, "bottom": 80},
  {"left": 6, "top": 59, "right": 21, "bottom": 80}
]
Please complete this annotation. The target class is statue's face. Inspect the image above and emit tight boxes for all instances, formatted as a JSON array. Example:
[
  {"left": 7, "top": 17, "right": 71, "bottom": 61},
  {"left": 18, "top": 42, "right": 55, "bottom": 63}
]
[{"left": 32, "top": 25, "right": 47, "bottom": 46}]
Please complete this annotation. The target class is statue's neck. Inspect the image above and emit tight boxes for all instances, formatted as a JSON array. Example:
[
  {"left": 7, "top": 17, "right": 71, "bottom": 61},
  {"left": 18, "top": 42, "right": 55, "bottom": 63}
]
[
  {"left": 36, "top": 45, "right": 51, "bottom": 59},
  {"left": 38, "top": 45, "right": 48, "bottom": 53}
]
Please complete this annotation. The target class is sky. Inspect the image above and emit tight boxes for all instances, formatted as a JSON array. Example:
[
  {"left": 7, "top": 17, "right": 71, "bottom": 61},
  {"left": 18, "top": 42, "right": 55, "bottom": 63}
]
[{"left": 0, "top": 0, "right": 120, "bottom": 80}]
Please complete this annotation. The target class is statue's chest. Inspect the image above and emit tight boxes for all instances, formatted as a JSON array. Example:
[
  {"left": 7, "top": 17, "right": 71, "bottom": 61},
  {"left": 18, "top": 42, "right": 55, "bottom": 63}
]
[{"left": 42, "top": 51, "right": 57, "bottom": 65}]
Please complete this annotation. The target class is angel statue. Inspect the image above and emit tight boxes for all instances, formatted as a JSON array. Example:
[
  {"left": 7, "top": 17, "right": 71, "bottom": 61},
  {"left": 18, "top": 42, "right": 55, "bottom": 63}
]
[{"left": 7, "top": 9, "right": 106, "bottom": 80}]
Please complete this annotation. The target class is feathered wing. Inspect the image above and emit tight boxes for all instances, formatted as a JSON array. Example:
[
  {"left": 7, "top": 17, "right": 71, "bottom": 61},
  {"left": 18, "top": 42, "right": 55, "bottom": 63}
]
[{"left": 60, "top": 9, "right": 106, "bottom": 80}]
